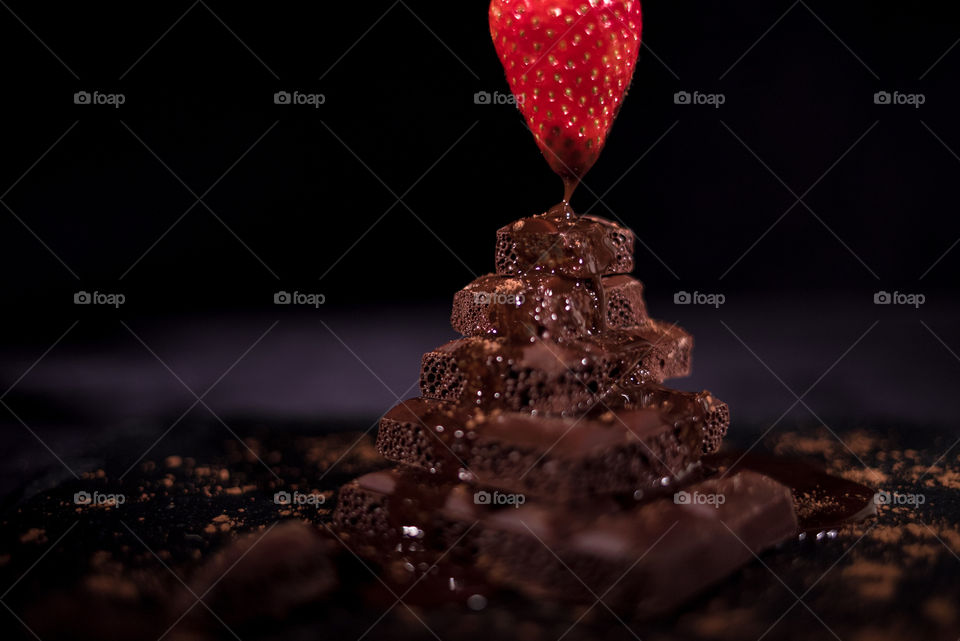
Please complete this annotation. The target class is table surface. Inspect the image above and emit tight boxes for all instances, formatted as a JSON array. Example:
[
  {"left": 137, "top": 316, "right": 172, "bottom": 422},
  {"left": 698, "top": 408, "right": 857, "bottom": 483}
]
[{"left": 1, "top": 304, "right": 958, "bottom": 640}]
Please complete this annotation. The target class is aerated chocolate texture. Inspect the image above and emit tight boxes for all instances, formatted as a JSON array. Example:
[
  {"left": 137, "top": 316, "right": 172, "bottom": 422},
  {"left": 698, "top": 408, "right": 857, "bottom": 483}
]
[
  {"left": 450, "top": 273, "right": 649, "bottom": 339},
  {"left": 495, "top": 212, "right": 634, "bottom": 276},
  {"left": 419, "top": 324, "right": 692, "bottom": 412},
  {"left": 376, "top": 397, "right": 703, "bottom": 499},
  {"left": 333, "top": 468, "right": 798, "bottom": 613},
  {"left": 613, "top": 383, "right": 730, "bottom": 455},
  {"left": 335, "top": 210, "right": 769, "bottom": 613}
]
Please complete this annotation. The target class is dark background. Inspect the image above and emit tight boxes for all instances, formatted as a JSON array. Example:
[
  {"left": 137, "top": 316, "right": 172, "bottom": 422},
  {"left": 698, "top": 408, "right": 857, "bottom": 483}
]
[
  {"left": 1, "top": 3, "right": 960, "bottom": 640},
  {"left": 0, "top": 0, "right": 958, "bottom": 471},
  {"left": 2, "top": 0, "right": 958, "bottom": 309}
]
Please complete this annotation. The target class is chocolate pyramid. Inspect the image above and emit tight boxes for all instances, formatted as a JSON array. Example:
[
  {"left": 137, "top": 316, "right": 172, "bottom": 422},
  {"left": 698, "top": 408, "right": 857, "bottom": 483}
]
[{"left": 332, "top": 209, "right": 799, "bottom": 613}]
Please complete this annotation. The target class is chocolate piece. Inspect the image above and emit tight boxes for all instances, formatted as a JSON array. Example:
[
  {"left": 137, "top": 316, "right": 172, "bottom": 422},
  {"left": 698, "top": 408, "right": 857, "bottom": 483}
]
[
  {"left": 376, "top": 397, "right": 703, "bottom": 499},
  {"left": 419, "top": 324, "right": 693, "bottom": 413},
  {"left": 333, "top": 469, "right": 482, "bottom": 599},
  {"left": 334, "top": 468, "right": 464, "bottom": 546},
  {"left": 478, "top": 470, "right": 797, "bottom": 614},
  {"left": 333, "top": 468, "right": 797, "bottom": 615},
  {"left": 495, "top": 212, "right": 634, "bottom": 277},
  {"left": 603, "top": 274, "right": 651, "bottom": 330},
  {"left": 610, "top": 382, "right": 730, "bottom": 454},
  {"left": 450, "top": 273, "right": 649, "bottom": 340}
]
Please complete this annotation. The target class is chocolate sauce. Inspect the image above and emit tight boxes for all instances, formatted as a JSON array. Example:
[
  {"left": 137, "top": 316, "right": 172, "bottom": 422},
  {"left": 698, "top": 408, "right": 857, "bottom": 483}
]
[
  {"left": 340, "top": 470, "right": 489, "bottom": 606},
  {"left": 334, "top": 467, "right": 800, "bottom": 612},
  {"left": 452, "top": 273, "right": 652, "bottom": 343},
  {"left": 608, "top": 381, "right": 731, "bottom": 454},
  {"left": 420, "top": 325, "right": 692, "bottom": 414},
  {"left": 495, "top": 210, "right": 633, "bottom": 277},
  {"left": 562, "top": 175, "right": 579, "bottom": 205},
  {"left": 454, "top": 272, "right": 604, "bottom": 341},
  {"left": 704, "top": 451, "right": 877, "bottom": 533},
  {"left": 378, "top": 397, "right": 704, "bottom": 499}
]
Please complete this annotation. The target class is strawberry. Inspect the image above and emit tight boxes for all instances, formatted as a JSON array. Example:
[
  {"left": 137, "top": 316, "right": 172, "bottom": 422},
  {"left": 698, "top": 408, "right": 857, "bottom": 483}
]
[{"left": 489, "top": 0, "right": 642, "bottom": 198}]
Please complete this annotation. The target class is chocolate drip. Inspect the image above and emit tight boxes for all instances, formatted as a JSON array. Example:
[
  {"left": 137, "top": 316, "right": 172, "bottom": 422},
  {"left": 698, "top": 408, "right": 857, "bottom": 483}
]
[{"left": 562, "top": 175, "right": 579, "bottom": 205}]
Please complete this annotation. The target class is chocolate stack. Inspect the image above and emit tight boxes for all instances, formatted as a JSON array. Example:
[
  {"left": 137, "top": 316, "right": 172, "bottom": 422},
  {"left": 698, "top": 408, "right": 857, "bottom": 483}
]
[{"left": 334, "top": 211, "right": 798, "bottom": 614}]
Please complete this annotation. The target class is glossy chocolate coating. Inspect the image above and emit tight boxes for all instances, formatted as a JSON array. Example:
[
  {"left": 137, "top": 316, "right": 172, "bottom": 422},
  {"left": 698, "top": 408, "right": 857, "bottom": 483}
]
[
  {"left": 451, "top": 273, "right": 649, "bottom": 340},
  {"left": 333, "top": 467, "right": 799, "bottom": 615},
  {"left": 495, "top": 210, "right": 634, "bottom": 277},
  {"left": 419, "top": 324, "right": 693, "bottom": 413},
  {"left": 376, "top": 397, "right": 704, "bottom": 499}
]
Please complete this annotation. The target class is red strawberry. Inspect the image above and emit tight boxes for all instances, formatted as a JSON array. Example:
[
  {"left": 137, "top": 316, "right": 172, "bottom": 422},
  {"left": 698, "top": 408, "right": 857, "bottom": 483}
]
[{"left": 489, "top": 0, "right": 642, "bottom": 199}]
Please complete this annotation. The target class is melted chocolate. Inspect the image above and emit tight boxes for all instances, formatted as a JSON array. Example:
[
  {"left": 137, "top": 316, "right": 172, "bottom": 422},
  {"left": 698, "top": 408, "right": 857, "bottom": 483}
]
[
  {"left": 420, "top": 324, "right": 693, "bottom": 414},
  {"left": 453, "top": 272, "right": 604, "bottom": 340},
  {"left": 495, "top": 210, "right": 633, "bottom": 277},
  {"left": 338, "top": 470, "right": 488, "bottom": 606},
  {"left": 562, "top": 175, "right": 579, "bottom": 205},
  {"left": 704, "top": 451, "right": 877, "bottom": 533},
  {"left": 452, "top": 273, "right": 651, "bottom": 343},
  {"left": 335, "top": 467, "right": 800, "bottom": 612},
  {"left": 377, "top": 397, "right": 704, "bottom": 499}
]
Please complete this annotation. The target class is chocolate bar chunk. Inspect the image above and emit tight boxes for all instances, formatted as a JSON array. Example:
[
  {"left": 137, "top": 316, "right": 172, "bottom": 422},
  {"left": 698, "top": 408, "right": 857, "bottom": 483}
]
[
  {"left": 376, "top": 397, "right": 703, "bottom": 499},
  {"left": 495, "top": 212, "right": 634, "bottom": 277},
  {"left": 477, "top": 470, "right": 797, "bottom": 614},
  {"left": 603, "top": 274, "right": 650, "bottom": 330},
  {"left": 450, "top": 273, "right": 649, "bottom": 340},
  {"left": 610, "top": 383, "right": 730, "bottom": 454},
  {"left": 333, "top": 468, "right": 797, "bottom": 615},
  {"left": 419, "top": 324, "right": 692, "bottom": 413}
]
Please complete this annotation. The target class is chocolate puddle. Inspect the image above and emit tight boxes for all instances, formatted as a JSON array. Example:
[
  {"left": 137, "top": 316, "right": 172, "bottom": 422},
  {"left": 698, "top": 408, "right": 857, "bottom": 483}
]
[
  {"left": 334, "top": 451, "right": 876, "bottom": 610},
  {"left": 704, "top": 451, "right": 878, "bottom": 533}
]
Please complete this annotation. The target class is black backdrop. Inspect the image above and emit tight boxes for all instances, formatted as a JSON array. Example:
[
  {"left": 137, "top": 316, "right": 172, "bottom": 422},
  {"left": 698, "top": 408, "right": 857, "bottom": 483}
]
[
  {"left": 1, "top": 0, "right": 959, "bottom": 433},
  {"left": 2, "top": 0, "right": 958, "bottom": 324}
]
